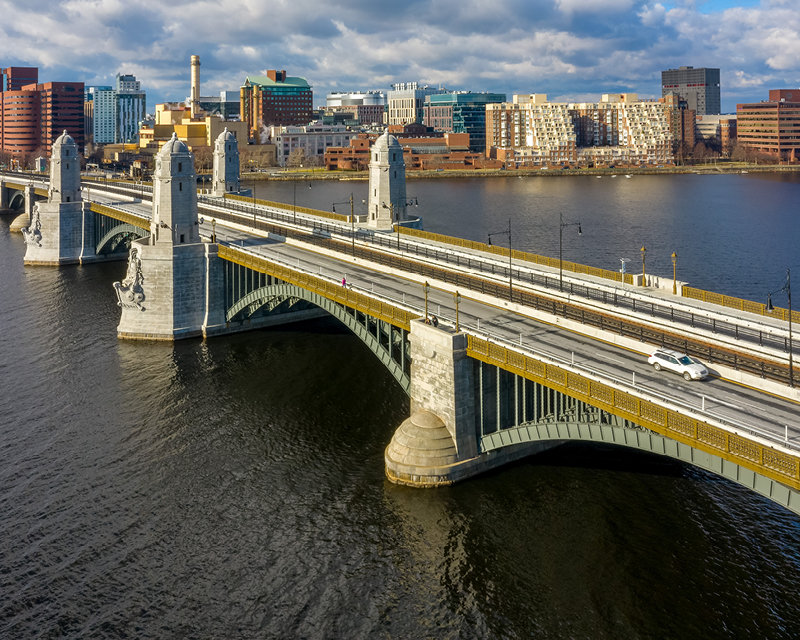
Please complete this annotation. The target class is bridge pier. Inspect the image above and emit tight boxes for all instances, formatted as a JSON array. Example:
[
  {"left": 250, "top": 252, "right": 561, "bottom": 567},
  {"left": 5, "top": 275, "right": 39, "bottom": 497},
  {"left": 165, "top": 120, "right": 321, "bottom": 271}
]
[
  {"left": 22, "top": 132, "right": 100, "bottom": 264},
  {"left": 115, "top": 134, "right": 226, "bottom": 340},
  {"left": 385, "top": 320, "right": 562, "bottom": 487},
  {"left": 0, "top": 180, "right": 8, "bottom": 211},
  {"left": 9, "top": 184, "right": 35, "bottom": 232}
]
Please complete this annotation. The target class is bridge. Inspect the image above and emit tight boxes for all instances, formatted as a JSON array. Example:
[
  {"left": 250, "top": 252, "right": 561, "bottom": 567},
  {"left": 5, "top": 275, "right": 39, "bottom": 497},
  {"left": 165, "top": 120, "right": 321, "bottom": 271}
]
[{"left": 2, "top": 130, "right": 799, "bottom": 518}]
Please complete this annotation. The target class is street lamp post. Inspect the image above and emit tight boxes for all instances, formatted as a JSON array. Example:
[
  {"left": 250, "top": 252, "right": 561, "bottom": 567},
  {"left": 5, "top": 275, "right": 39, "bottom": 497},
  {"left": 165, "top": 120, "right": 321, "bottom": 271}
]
[
  {"left": 383, "top": 197, "right": 418, "bottom": 250},
  {"left": 640, "top": 246, "right": 647, "bottom": 286},
  {"left": 767, "top": 268, "right": 793, "bottom": 388},
  {"left": 333, "top": 193, "right": 357, "bottom": 258},
  {"left": 424, "top": 281, "right": 431, "bottom": 320},
  {"left": 293, "top": 182, "right": 312, "bottom": 226},
  {"left": 559, "top": 213, "right": 582, "bottom": 292},
  {"left": 671, "top": 252, "right": 678, "bottom": 295},
  {"left": 454, "top": 291, "right": 461, "bottom": 332},
  {"left": 488, "top": 219, "right": 513, "bottom": 302}
]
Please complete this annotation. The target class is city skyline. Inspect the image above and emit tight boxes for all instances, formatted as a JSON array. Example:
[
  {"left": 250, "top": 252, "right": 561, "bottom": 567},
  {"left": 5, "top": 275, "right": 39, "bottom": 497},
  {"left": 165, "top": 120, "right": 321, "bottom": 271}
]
[{"left": 0, "top": 0, "right": 796, "bottom": 112}]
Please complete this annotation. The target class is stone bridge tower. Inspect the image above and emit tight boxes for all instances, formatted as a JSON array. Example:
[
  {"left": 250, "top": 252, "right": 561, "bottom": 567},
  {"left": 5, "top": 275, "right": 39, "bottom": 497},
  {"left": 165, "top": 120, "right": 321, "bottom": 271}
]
[
  {"left": 22, "top": 130, "right": 96, "bottom": 264},
  {"left": 367, "top": 131, "right": 407, "bottom": 230},
  {"left": 114, "top": 133, "right": 225, "bottom": 339},
  {"left": 211, "top": 127, "right": 240, "bottom": 197}
]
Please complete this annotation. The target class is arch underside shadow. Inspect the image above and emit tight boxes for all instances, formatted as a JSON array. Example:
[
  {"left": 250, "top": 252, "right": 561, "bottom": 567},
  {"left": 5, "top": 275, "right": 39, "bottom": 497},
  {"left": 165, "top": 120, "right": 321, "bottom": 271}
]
[
  {"left": 483, "top": 419, "right": 800, "bottom": 516},
  {"left": 227, "top": 283, "right": 411, "bottom": 394},
  {"left": 9, "top": 192, "right": 25, "bottom": 210},
  {"left": 96, "top": 223, "right": 144, "bottom": 255}
]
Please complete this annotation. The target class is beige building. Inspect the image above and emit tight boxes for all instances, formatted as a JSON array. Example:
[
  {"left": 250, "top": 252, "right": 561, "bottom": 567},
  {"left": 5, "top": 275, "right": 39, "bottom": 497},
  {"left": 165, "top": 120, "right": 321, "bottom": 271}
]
[{"left": 487, "top": 93, "right": 673, "bottom": 167}]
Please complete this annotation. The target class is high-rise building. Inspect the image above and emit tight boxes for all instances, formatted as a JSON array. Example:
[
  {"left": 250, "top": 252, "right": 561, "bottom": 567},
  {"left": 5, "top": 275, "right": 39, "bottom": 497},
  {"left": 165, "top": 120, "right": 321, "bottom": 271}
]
[
  {"left": 2, "top": 67, "right": 38, "bottom": 92},
  {"left": 737, "top": 90, "right": 800, "bottom": 161},
  {"left": 0, "top": 66, "right": 84, "bottom": 156},
  {"left": 240, "top": 70, "right": 313, "bottom": 137},
  {"left": 387, "top": 82, "right": 447, "bottom": 126},
  {"left": 84, "top": 85, "right": 112, "bottom": 141},
  {"left": 423, "top": 91, "right": 506, "bottom": 152},
  {"left": 659, "top": 92, "right": 695, "bottom": 153},
  {"left": 115, "top": 73, "right": 146, "bottom": 144},
  {"left": 661, "top": 66, "right": 721, "bottom": 116},
  {"left": 84, "top": 74, "right": 146, "bottom": 144}
]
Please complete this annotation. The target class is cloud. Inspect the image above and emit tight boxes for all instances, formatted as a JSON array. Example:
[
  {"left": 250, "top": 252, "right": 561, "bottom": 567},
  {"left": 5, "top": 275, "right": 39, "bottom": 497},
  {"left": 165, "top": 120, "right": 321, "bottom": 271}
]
[{"left": 0, "top": 0, "right": 796, "bottom": 112}]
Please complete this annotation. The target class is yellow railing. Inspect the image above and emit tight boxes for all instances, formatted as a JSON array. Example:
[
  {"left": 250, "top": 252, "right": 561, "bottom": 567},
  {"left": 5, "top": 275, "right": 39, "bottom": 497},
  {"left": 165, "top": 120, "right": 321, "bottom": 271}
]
[
  {"left": 399, "top": 227, "right": 634, "bottom": 285},
  {"left": 90, "top": 202, "right": 149, "bottom": 229},
  {"left": 682, "top": 286, "right": 800, "bottom": 324},
  {"left": 218, "top": 245, "right": 412, "bottom": 330},
  {"left": 225, "top": 193, "right": 349, "bottom": 224},
  {"left": 467, "top": 334, "right": 800, "bottom": 490}
]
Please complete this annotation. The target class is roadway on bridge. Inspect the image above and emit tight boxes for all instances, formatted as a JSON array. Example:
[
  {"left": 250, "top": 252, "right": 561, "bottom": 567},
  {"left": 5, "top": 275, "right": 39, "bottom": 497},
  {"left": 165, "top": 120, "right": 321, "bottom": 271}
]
[
  {"left": 60, "top": 183, "right": 799, "bottom": 453},
  {"left": 209, "top": 222, "right": 800, "bottom": 453}
]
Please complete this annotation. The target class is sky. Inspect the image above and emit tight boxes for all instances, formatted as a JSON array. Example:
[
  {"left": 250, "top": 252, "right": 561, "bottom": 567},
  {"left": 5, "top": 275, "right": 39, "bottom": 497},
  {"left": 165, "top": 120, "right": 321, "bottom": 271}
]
[{"left": 0, "top": 0, "right": 798, "bottom": 113}]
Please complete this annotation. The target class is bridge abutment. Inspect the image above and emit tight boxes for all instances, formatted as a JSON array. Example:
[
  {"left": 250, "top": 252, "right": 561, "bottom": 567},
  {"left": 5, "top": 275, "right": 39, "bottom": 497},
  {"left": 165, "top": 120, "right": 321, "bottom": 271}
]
[
  {"left": 22, "top": 132, "right": 99, "bottom": 264},
  {"left": 9, "top": 184, "right": 35, "bottom": 232},
  {"left": 386, "top": 320, "right": 561, "bottom": 487}
]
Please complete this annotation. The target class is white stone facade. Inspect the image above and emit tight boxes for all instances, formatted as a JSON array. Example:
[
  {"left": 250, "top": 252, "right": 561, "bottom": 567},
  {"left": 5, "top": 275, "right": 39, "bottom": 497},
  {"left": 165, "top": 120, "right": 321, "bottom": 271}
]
[
  {"left": 212, "top": 128, "right": 240, "bottom": 196},
  {"left": 367, "top": 131, "right": 407, "bottom": 230}
]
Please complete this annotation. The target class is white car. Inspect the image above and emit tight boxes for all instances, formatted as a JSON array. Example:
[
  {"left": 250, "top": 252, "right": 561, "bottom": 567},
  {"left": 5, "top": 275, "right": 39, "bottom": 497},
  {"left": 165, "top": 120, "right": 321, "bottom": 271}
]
[{"left": 648, "top": 349, "right": 708, "bottom": 381}]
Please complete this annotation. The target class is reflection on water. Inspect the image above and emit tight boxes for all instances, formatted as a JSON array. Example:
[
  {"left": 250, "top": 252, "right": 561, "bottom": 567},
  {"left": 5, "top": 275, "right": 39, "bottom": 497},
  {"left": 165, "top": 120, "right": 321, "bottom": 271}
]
[{"left": 2, "top": 173, "right": 800, "bottom": 638}]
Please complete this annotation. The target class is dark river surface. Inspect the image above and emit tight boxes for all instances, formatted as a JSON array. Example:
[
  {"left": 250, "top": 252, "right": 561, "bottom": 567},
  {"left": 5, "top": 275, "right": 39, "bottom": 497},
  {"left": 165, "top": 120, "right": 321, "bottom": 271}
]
[{"left": 2, "top": 173, "right": 800, "bottom": 639}]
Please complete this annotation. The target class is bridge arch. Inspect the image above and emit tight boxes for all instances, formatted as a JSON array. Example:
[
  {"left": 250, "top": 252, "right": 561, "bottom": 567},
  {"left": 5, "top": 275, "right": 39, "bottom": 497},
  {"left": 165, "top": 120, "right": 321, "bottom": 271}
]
[
  {"left": 482, "top": 421, "right": 800, "bottom": 516},
  {"left": 228, "top": 283, "right": 411, "bottom": 394},
  {"left": 9, "top": 192, "right": 25, "bottom": 211},
  {"left": 96, "top": 223, "right": 145, "bottom": 255}
]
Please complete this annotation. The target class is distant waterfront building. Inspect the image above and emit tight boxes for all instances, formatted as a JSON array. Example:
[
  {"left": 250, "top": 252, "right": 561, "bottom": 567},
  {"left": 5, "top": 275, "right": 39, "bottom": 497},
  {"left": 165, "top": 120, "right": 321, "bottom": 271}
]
[
  {"left": 486, "top": 93, "right": 673, "bottom": 167},
  {"left": 661, "top": 66, "right": 721, "bottom": 116},
  {"left": 268, "top": 123, "right": 356, "bottom": 167},
  {"left": 325, "top": 91, "right": 386, "bottom": 125},
  {"left": 187, "top": 91, "right": 241, "bottom": 120},
  {"left": 84, "top": 74, "right": 146, "bottom": 144},
  {"left": 0, "top": 67, "right": 85, "bottom": 156},
  {"left": 240, "top": 70, "right": 313, "bottom": 137},
  {"left": 737, "top": 90, "right": 800, "bottom": 161},
  {"left": 659, "top": 92, "right": 696, "bottom": 153},
  {"left": 84, "top": 86, "right": 112, "bottom": 142},
  {"left": 423, "top": 91, "right": 506, "bottom": 152},
  {"left": 115, "top": 73, "right": 146, "bottom": 144},
  {"left": 695, "top": 114, "right": 737, "bottom": 152},
  {"left": 387, "top": 82, "right": 447, "bottom": 126}
]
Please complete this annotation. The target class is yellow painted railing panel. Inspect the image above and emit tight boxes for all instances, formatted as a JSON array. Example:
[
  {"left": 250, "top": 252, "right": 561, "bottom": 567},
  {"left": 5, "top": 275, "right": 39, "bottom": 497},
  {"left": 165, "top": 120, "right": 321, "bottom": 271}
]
[
  {"left": 90, "top": 203, "right": 149, "bottom": 229},
  {"left": 683, "top": 286, "right": 800, "bottom": 324},
  {"left": 466, "top": 334, "right": 800, "bottom": 491},
  {"left": 217, "top": 244, "right": 412, "bottom": 331}
]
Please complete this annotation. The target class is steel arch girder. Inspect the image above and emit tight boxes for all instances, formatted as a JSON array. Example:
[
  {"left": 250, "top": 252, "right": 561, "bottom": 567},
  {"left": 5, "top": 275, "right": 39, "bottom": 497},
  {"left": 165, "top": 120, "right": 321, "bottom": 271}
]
[
  {"left": 482, "top": 421, "right": 800, "bottom": 516},
  {"left": 227, "top": 283, "right": 410, "bottom": 395},
  {"left": 96, "top": 223, "right": 144, "bottom": 254}
]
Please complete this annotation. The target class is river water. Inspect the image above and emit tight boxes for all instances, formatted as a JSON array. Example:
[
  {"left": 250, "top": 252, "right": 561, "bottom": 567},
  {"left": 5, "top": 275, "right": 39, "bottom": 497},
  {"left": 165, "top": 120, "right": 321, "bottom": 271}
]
[{"left": 2, "top": 173, "right": 800, "bottom": 639}]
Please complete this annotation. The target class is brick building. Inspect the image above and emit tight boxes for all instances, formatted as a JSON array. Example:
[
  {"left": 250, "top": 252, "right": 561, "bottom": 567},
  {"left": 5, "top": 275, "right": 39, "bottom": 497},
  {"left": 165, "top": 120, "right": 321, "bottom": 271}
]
[
  {"left": 0, "top": 66, "right": 84, "bottom": 157},
  {"left": 736, "top": 90, "right": 800, "bottom": 161},
  {"left": 659, "top": 92, "right": 695, "bottom": 153},
  {"left": 240, "top": 70, "right": 313, "bottom": 137}
]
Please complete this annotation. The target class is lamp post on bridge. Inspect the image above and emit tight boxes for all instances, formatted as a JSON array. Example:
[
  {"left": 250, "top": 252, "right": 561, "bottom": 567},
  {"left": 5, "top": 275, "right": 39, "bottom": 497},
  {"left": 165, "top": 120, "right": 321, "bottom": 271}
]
[
  {"left": 671, "top": 252, "right": 678, "bottom": 295},
  {"left": 559, "top": 213, "right": 582, "bottom": 292},
  {"left": 767, "top": 268, "right": 793, "bottom": 388},
  {"left": 383, "top": 197, "right": 418, "bottom": 250},
  {"left": 640, "top": 246, "right": 647, "bottom": 286},
  {"left": 333, "top": 193, "right": 363, "bottom": 259},
  {"left": 423, "top": 281, "right": 431, "bottom": 320},
  {"left": 454, "top": 290, "right": 461, "bottom": 332},
  {"left": 488, "top": 219, "right": 513, "bottom": 302},
  {"left": 293, "top": 181, "right": 312, "bottom": 226}
]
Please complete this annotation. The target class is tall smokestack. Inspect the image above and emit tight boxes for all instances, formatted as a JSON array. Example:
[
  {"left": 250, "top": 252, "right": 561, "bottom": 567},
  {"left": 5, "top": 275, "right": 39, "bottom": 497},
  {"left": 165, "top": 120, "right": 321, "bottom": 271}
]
[{"left": 190, "top": 55, "right": 200, "bottom": 119}]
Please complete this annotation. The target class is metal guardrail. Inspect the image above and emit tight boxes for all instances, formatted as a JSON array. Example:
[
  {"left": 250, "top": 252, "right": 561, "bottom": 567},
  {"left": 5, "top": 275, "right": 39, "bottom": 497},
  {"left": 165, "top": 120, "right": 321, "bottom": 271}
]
[
  {"left": 683, "top": 286, "right": 799, "bottom": 325},
  {"left": 212, "top": 235, "right": 800, "bottom": 489},
  {"left": 198, "top": 196, "right": 795, "bottom": 384},
  {"left": 225, "top": 193, "right": 348, "bottom": 224},
  {"left": 399, "top": 226, "right": 635, "bottom": 285},
  {"left": 466, "top": 334, "right": 800, "bottom": 490}
]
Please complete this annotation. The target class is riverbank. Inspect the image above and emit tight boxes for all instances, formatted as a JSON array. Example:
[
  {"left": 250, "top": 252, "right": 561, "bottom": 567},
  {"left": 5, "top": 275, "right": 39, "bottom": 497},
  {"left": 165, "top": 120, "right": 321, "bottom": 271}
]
[{"left": 243, "top": 163, "right": 800, "bottom": 181}]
